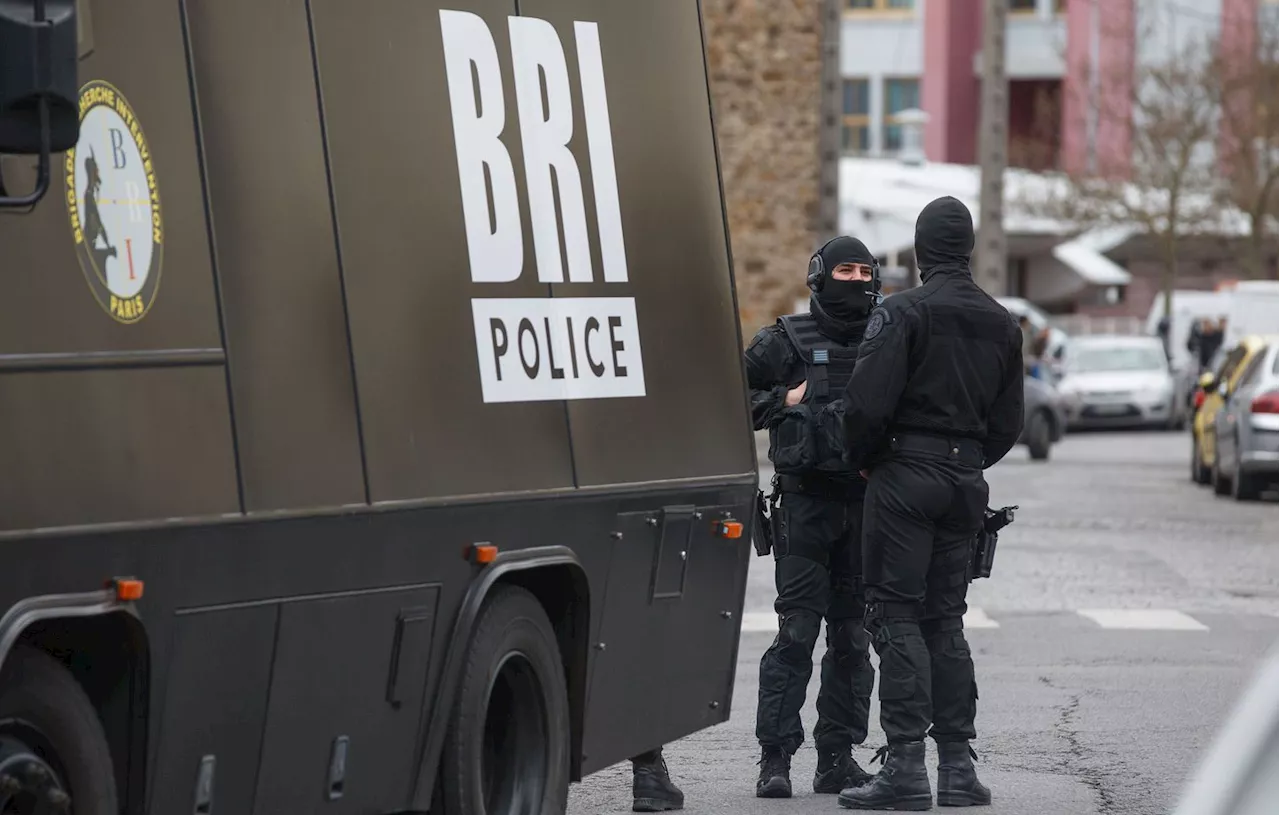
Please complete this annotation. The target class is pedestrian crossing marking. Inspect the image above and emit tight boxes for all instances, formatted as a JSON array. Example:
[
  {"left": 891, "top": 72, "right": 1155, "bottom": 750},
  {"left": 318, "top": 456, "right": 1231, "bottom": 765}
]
[
  {"left": 964, "top": 607, "right": 1000, "bottom": 629},
  {"left": 1076, "top": 609, "right": 1209, "bottom": 631},
  {"left": 737, "top": 607, "right": 1000, "bottom": 633},
  {"left": 741, "top": 612, "right": 779, "bottom": 632}
]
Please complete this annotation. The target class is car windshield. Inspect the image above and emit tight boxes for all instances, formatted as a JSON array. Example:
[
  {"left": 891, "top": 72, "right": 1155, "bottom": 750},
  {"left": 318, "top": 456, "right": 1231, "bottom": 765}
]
[{"left": 1069, "top": 345, "right": 1167, "bottom": 372}]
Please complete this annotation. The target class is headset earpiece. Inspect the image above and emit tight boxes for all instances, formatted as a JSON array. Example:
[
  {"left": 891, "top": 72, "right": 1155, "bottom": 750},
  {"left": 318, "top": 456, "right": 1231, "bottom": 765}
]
[{"left": 807, "top": 253, "right": 824, "bottom": 293}]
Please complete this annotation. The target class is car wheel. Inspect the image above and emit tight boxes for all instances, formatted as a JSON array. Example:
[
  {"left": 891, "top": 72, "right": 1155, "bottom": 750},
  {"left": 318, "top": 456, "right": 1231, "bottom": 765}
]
[
  {"left": 1192, "top": 434, "right": 1211, "bottom": 484},
  {"left": 1232, "top": 448, "right": 1262, "bottom": 502},
  {"left": 1212, "top": 452, "right": 1232, "bottom": 496},
  {"left": 1026, "top": 410, "right": 1052, "bottom": 461}
]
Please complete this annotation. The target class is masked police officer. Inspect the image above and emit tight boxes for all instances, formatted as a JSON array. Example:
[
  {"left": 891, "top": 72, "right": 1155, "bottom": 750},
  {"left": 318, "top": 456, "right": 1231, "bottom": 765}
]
[
  {"left": 834, "top": 196, "right": 1023, "bottom": 810},
  {"left": 747, "top": 237, "right": 882, "bottom": 798}
]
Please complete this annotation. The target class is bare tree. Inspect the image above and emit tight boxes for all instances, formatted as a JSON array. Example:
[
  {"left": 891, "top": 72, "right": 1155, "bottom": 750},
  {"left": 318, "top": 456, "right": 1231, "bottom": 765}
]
[
  {"left": 1214, "top": 16, "right": 1279, "bottom": 279},
  {"left": 1020, "top": 16, "right": 1231, "bottom": 320}
]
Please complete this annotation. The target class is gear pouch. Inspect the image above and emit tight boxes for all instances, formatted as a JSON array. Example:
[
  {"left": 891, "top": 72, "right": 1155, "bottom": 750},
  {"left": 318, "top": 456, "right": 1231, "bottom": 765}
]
[
  {"left": 769, "top": 404, "right": 816, "bottom": 473},
  {"left": 812, "top": 402, "right": 849, "bottom": 473}
]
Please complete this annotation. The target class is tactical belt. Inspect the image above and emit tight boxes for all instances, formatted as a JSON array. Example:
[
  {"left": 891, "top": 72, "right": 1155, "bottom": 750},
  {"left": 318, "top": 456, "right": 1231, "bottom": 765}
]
[
  {"left": 887, "top": 432, "right": 985, "bottom": 468},
  {"left": 776, "top": 474, "right": 863, "bottom": 502}
]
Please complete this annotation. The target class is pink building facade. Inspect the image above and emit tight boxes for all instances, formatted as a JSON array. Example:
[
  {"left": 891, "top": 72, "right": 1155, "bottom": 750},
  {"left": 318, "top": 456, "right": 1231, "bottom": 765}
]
[{"left": 842, "top": 0, "right": 1275, "bottom": 176}]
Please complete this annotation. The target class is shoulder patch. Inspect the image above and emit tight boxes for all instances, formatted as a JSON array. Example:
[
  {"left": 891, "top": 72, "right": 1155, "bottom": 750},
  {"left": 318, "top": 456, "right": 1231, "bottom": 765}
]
[{"left": 864, "top": 307, "right": 889, "bottom": 341}]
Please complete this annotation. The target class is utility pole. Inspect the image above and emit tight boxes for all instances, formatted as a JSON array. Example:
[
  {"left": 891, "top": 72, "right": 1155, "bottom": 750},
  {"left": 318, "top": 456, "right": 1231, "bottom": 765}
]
[
  {"left": 974, "top": 0, "right": 1008, "bottom": 296},
  {"left": 816, "top": 0, "right": 841, "bottom": 244}
]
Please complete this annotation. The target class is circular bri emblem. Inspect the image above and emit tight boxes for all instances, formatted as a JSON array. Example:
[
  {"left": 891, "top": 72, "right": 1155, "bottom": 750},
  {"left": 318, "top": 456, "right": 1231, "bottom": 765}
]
[
  {"left": 65, "top": 80, "right": 163, "bottom": 324},
  {"left": 864, "top": 308, "right": 886, "bottom": 340}
]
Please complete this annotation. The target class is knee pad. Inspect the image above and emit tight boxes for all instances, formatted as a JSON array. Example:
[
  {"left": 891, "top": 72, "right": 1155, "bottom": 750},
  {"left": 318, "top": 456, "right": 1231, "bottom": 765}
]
[
  {"left": 775, "top": 610, "right": 822, "bottom": 659},
  {"left": 827, "top": 618, "right": 871, "bottom": 655}
]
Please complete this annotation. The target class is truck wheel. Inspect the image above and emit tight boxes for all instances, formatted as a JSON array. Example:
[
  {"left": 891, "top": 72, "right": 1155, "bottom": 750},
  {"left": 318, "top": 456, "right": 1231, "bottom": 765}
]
[
  {"left": 0, "top": 646, "right": 118, "bottom": 815},
  {"left": 1026, "top": 411, "right": 1052, "bottom": 461},
  {"left": 442, "top": 584, "right": 570, "bottom": 815}
]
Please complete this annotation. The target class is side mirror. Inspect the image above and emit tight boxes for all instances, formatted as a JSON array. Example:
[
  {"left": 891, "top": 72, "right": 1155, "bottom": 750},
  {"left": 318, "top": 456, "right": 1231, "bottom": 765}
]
[
  {"left": 1217, "top": 382, "right": 1229, "bottom": 399},
  {"left": 0, "top": 0, "right": 81, "bottom": 209}
]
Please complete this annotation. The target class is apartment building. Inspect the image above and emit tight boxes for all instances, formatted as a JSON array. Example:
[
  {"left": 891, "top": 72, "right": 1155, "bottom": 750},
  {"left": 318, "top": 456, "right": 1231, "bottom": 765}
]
[{"left": 841, "top": 0, "right": 1277, "bottom": 172}]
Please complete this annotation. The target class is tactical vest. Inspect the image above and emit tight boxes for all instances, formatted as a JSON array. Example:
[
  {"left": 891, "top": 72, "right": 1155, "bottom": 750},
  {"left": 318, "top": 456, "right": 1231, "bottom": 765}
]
[{"left": 767, "top": 313, "right": 861, "bottom": 476}]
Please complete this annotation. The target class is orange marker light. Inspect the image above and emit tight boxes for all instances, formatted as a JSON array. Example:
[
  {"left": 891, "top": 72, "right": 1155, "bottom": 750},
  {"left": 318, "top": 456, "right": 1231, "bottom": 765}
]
[
  {"left": 470, "top": 544, "right": 499, "bottom": 565},
  {"left": 113, "top": 578, "right": 145, "bottom": 601},
  {"left": 716, "top": 521, "right": 744, "bottom": 540}
]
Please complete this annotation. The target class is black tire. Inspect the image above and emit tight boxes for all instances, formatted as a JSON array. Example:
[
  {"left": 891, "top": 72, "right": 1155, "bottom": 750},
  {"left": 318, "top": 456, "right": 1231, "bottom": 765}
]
[
  {"left": 1233, "top": 451, "right": 1262, "bottom": 502},
  {"left": 0, "top": 646, "right": 118, "bottom": 815},
  {"left": 1026, "top": 410, "right": 1052, "bottom": 461},
  {"left": 1212, "top": 453, "right": 1231, "bottom": 496},
  {"left": 1191, "top": 434, "right": 1211, "bottom": 485},
  {"left": 442, "top": 584, "right": 570, "bottom": 815}
]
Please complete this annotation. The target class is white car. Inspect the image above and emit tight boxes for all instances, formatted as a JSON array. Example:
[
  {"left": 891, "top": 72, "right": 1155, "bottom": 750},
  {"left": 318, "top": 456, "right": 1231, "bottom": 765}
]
[{"left": 1055, "top": 335, "right": 1183, "bottom": 430}]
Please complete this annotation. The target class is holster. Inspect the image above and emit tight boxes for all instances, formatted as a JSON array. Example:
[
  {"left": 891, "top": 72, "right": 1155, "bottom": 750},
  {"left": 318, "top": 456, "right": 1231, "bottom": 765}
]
[
  {"left": 753, "top": 481, "right": 780, "bottom": 557},
  {"left": 969, "top": 504, "right": 1018, "bottom": 581}
]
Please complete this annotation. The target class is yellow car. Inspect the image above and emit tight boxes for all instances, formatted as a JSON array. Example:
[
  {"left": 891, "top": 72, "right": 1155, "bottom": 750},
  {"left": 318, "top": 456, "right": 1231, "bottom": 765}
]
[{"left": 1191, "top": 334, "right": 1270, "bottom": 484}]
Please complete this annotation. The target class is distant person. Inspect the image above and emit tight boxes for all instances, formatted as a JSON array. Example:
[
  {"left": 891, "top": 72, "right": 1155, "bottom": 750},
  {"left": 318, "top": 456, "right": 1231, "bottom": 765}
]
[{"left": 1187, "top": 317, "right": 1224, "bottom": 373}]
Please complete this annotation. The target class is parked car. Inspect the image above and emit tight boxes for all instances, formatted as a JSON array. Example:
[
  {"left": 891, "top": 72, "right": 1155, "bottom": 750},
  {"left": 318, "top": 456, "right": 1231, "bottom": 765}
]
[
  {"left": 1209, "top": 337, "right": 1278, "bottom": 500},
  {"left": 996, "top": 296, "right": 1070, "bottom": 376},
  {"left": 1191, "top": 334, "right": 1271, "bottom": 485},
  {"left": 1021, "top": 375, "right": 1068, "bottom": 460},
  {"left": 1055, "top": 335, "right": 1182, "bottom": 430}
]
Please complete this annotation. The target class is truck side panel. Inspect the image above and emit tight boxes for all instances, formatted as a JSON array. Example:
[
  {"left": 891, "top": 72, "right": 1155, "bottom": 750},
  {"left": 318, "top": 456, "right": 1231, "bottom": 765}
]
[
  {"left": 307, "top": 0, "right": 579, "bottom": 501},
  {"left": 185, "top": 0, "right": 368, "bottom": 511},
  {"left": 526, "top": 0, "right": 755, "bottom": 487}
]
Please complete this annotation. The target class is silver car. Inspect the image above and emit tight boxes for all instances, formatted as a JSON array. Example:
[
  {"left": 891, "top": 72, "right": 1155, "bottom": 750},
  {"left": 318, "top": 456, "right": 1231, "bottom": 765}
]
[
  {"left": 1056, "top": 335, "right": 1182, "bottom": 430},
  {"left": 1021, "top": 375, "right": 1068, "bottom": 460},
  {"left": 1210, "top": 337, "right": 1279, "bottom": 500}
]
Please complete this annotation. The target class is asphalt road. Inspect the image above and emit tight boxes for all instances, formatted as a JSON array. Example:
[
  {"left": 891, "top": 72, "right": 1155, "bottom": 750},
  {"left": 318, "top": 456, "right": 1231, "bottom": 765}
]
[{"left": 567, "top": 429, "right": 1278, "bottom": 815}]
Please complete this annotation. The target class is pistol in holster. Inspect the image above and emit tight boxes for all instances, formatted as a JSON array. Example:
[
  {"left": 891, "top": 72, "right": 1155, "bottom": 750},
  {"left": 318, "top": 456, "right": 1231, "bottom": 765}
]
[
  {"left": 970, "top": 504, "right": 1018, "bottom": 581},
  {"left": 753, "top": 477, "right": 781, "bottom": 557}
]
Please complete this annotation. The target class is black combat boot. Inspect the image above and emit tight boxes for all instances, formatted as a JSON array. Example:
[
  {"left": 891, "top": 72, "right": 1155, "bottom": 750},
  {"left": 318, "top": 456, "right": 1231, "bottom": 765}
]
[
  {"left": 837, "top": 741, "right": 932, "bottom": 811},
  {"left": 632, "top": 750, "right": 684, "bottom": 812},
  {"left": 935, "top": 741, "right": 991, "bottom": 807},
  {"left": 813, "top": 748, "right": 874, "bottom": 794},
  {"left": 756, "top": 746, "right": 792, "bottom": 798}
]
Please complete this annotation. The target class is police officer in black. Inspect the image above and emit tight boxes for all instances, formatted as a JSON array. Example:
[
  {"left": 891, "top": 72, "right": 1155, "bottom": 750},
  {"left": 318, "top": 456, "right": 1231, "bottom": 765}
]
[
  {"left": 747, "top": 236, "right": 882, "bottom": 798},
  {"left": 837, "top": 196, "right": 1024, "bottom": 810}
]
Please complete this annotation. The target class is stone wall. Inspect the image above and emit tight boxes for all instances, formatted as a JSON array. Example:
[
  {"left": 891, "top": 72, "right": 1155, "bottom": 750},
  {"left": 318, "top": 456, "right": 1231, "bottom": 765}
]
[{"left": 702, "top": 0, "right": 823, "bottom": 339}]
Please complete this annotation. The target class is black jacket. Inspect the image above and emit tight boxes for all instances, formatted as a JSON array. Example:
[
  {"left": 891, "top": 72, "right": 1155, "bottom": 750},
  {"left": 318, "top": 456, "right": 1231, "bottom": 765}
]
[{"left": 840, "top": 200, "right": 1024, "bottom": 470}]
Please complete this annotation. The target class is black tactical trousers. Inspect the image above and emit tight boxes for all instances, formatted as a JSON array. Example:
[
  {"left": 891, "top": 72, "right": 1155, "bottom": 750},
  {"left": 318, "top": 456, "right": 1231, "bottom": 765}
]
[
  {"left": 862, "top": 443, "right": 989, "bottom": 745},
  {"left": 756, "top": 488, "right": 874, "bottom": 755}
]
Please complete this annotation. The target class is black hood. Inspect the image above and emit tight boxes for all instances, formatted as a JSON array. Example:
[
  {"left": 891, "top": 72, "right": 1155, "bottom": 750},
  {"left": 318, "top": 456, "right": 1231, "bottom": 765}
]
[
  {"left": 810, "top": 236, "right": 879, "bottom": 339},
  {"left": 914, "top": 196, "right": 974, "bottom": 280}
]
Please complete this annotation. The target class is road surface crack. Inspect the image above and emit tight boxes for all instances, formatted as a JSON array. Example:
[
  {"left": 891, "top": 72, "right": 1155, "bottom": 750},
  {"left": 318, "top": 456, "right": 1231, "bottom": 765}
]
[{"left": 1056, "top": 693, "right": 1119, "bottom": 814}]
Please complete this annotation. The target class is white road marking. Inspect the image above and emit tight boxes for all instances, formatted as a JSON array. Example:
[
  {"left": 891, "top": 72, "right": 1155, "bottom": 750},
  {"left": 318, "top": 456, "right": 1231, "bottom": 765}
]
[
  {"left": 1076, "top": 609, "right": 1209, "bottom": 631},
  {"left": 964, "top": 606, "right": 1001, "bottom": 629},
  {"left": 740, "top": 612, "right": 780, "bottom": 633},
  {"left": 737, "top": 606, "right": 1001, "bottom": 632}
]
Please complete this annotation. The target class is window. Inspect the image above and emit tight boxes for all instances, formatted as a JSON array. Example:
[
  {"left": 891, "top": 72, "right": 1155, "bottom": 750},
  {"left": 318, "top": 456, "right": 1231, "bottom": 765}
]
[
  {"left": 846, "top": 0, "right": 915, "bottom": 13},
  {"left": 882, "top": 78, "right": 920, "bottom": 152},
  {"left": 1009, "top": 0, "right": 1038, "bottom": 12},
  {"left": 841, "top": 78, "right": 870, "bottom": 155}
]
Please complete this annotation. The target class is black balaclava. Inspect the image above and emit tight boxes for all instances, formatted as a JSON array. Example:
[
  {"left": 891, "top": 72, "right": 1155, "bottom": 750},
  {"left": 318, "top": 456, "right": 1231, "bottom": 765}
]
[
  {"left": 914, "top": 195, "right": 975, "bottom": 280},
  {"left": 810, "top": 236, "right": 880, "bottom": 341}
]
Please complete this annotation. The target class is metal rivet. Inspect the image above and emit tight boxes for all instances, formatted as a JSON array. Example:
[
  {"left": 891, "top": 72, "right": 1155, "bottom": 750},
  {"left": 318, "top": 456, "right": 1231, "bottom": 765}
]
[
  {"left": 680, "top": 550, "right": 687, "bottom": 561},
  {"left": 693, "top": 511, "right": 703, "bottom": 520},
  {"left": 709, "top": 701, "right": 720, "bottom": 709},
  {"left": 610, "top": 531, "right": 623, "bottom": 540},
  {"left": 952, "top": 447, "right": 959, "bottom": 454},
  {"left": 594, "top": 642, "right": 606, "bottom": 651},
  {"left": 646, "top": 517, "right": 658, "bottom": 527},
  {"left": 721, "top": 610, "right": 733, "bottom": 619}
]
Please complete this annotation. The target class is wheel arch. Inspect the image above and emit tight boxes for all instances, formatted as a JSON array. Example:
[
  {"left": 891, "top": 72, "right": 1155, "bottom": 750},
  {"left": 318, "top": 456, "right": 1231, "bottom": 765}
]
[
  {"left": 411, "top": 545, "right": 591, "bottom": 810},
  {"left": 0, "top": 589, "right": 150, "bottom": 815}
]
